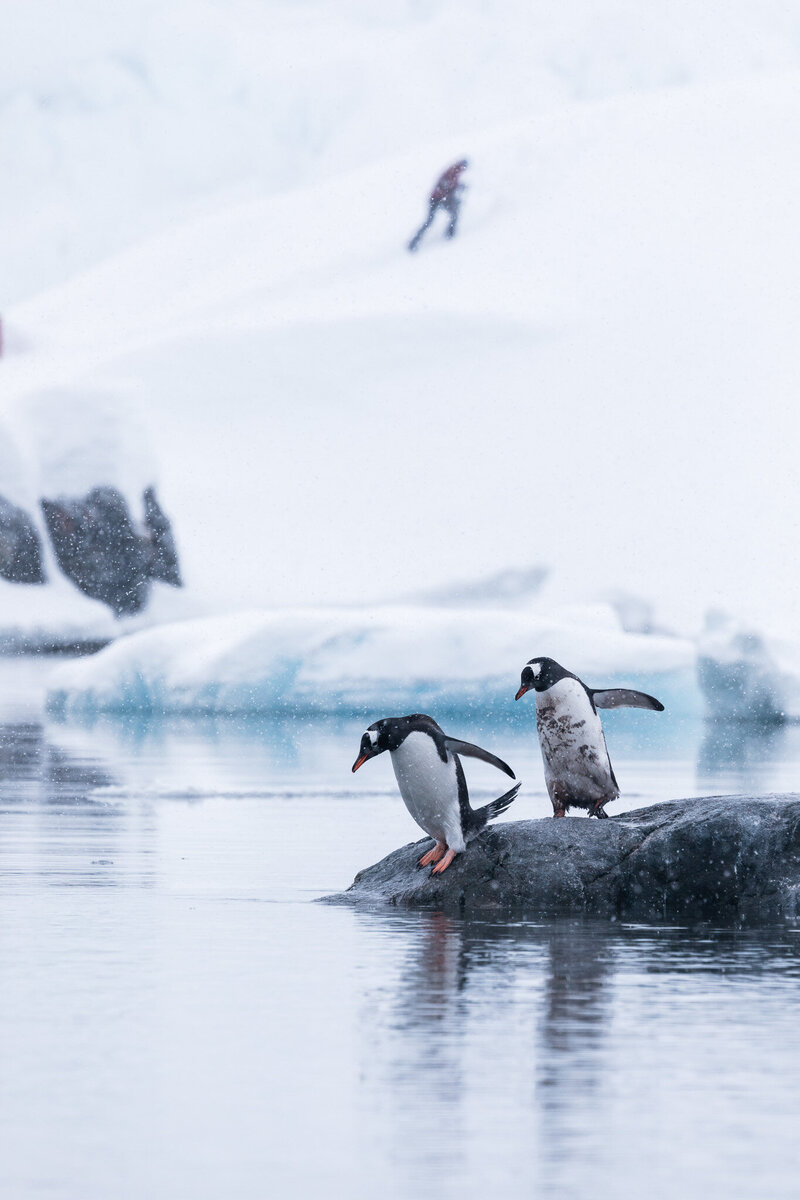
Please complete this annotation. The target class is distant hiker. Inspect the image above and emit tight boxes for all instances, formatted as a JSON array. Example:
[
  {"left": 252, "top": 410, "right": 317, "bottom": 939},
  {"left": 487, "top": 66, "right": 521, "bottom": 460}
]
[{"left": 408, "top": 160, "right": 468, "bottom": 252}]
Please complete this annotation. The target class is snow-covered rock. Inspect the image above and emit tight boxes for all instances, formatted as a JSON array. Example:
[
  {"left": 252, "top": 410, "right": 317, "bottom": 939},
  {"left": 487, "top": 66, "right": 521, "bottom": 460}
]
[{"left": 0, "top": 386, "right": 183, "bottom": 636}]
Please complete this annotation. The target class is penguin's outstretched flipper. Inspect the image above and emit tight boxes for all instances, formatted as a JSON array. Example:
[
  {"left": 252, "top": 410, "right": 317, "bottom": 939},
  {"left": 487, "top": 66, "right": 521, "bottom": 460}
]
[
  {"left": 590, "top": 688, "right": 664, "bottom": 712},
  {"left": 444, "top": 738, "right": 516, "bottom": 778},
  {"left": 471, "top": 781, "right": 521, "bottom": 832}
]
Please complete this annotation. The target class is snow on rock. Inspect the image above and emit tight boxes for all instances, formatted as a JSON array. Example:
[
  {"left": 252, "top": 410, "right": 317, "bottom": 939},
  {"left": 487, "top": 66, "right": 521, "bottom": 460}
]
[
  {"left": 45, "top": 602, "right": 695, "bottom": 717},
  {"left": 0, "top": 403, "right": 117, "bottom": 646},
  {"left": 0, "top": 579, "right": 116, "bottom": 654},
  {"left": 0, "top": 385, "right": 184, "bottom": 640},
  {"left": 13, "top": 387, "right": 156, "bottom": 505}
]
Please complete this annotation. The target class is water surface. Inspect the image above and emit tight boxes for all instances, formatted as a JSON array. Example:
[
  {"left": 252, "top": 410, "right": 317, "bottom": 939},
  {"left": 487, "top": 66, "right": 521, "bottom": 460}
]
[{"left": 1, "top": 659, "right": 799, "bottom": 1198}]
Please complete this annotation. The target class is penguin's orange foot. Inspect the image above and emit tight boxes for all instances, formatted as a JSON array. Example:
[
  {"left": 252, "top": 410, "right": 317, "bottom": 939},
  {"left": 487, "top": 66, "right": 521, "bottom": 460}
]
[
  {"left": 418, "top": 842, "right": 446, "bottom": 868},
  {"left": 431, "top": 848, "right": 457, "bottom": 875}
]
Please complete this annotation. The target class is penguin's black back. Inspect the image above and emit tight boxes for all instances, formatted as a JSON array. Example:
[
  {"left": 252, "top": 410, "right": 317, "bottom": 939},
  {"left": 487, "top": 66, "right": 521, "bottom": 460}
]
[{"left": 370, "top": 713, "right": 448, "bottom": 759}]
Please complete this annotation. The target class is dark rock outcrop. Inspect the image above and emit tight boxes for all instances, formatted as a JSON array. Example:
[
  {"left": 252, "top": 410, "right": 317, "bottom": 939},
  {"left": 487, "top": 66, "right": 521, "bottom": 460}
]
[
  {"left": 0, "top": 496, "right": 46, "bottom": 584},
  {"left": 142, "top": 486, "right": 182, "bottom": 587},
  {"left": 330, "top": 795, "right": 800, "bottom": 924},
  {"left": 41, "top": 485, "right": 181, "bottom": 616}
]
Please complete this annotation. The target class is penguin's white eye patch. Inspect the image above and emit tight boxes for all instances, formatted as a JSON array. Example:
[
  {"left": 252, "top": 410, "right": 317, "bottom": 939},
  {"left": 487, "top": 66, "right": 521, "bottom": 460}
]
[
  {"left": 367, "top": 729, "right": 379, "bottom": 747},
  {"left": 530, "top": 663, "right": 541, "bottom": 678}
]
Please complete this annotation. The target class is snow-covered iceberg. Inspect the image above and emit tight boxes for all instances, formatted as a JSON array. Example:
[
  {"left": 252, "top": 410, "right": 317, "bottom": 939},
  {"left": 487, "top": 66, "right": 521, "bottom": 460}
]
[
  {"left": 45, "top": 602, "right": 696, "bottom": 717},
  {"left": 696, "top": 612, "right": 800, "bottom": 724}
]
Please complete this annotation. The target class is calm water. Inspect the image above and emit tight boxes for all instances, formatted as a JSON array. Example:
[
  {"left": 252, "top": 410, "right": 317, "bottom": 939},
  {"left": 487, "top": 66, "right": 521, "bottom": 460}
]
[{"left": 1, "top": 659, "right": 799, "bottom": 1199}]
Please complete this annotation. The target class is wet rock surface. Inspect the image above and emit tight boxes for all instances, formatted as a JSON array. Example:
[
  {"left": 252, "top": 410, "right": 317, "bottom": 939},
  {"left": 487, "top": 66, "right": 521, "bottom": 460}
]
[{"left": 330, "top": 794, "right": 800, "bottom": 923}]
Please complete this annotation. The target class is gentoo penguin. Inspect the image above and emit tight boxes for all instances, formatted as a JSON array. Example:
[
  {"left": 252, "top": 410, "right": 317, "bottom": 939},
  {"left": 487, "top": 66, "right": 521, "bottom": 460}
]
[
  {"left": 515, "top": 657, "right": 664, "bottom": 819},
  {"left": 352, "top": 714, "right": 521, "bottom": 873}
]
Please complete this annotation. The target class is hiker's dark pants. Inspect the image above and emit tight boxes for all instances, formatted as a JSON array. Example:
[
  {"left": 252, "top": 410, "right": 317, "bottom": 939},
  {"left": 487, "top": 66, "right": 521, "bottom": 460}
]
[{"left": 408, "top": 195, "right": 460, "bottom": 250}]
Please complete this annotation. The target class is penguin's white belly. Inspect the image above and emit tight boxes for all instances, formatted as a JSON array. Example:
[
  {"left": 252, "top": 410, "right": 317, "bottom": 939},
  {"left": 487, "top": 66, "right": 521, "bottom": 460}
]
[
  {"left": 390, "top": 733, "right": 465, "bottom": 850},
  {"left": 535, "top": 678, "right": 616, "bottom": 802}
]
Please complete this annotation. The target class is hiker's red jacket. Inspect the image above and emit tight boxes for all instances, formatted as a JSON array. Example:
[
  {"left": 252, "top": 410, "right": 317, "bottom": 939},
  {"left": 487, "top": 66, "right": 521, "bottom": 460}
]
[{"left": 430, "top": 162, "right": 468, "bottom": 203}]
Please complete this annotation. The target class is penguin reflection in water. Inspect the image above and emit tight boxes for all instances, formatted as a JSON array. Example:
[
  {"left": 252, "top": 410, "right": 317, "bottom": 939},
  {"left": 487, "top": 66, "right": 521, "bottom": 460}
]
[
  {"left": 515, "top": 657, "right": 664, "bottom": 819},
  {"left": 352, "top": 715, "right": 520, "bottom": 873}
]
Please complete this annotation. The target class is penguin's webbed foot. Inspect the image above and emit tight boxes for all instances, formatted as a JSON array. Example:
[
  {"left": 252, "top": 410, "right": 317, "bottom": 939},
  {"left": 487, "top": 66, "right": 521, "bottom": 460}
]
[
  {"left": 431, "top": 848, "right": 457, "bottom": 875},
  {"left": 419, "top": 841, "right": 446, "bottom": 868}
]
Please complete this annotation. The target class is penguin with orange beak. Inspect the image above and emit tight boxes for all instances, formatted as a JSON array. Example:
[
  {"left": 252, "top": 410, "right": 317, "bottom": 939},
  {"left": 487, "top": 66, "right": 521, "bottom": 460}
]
[
  {"left": 515, "top": 656, "right": 663, "bottom": 818},
  {"left": 352, "top": 714, "right": 520, "bottom": 873}
]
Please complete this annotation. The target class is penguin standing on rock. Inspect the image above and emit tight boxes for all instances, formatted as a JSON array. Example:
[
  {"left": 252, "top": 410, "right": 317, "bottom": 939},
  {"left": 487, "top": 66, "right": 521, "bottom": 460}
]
[
  {"left": 515, "top": 657, "right": 664, "bottom": 819},
  {"left": 352, "top": 714, "right": 520, "bottom": 873}
]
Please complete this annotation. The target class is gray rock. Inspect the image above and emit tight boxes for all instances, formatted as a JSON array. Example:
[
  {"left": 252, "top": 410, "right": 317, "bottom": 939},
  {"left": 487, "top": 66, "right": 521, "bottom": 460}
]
[
  {"left": 142, "top": 486, "right": 181, "bottom": 587},
  {"left": 0, "top": 496, "right": 45, "bottom": 584},
  {"left": 328, "top": 794, "right": 800, "bottom": 924},
  {"left": 41, "top": 485, "right": 181, "bottom": 616}
]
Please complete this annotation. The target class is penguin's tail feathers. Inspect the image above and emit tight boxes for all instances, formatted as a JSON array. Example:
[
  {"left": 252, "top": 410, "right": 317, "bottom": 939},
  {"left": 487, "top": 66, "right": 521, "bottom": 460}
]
[{"left": 474, "top": 781, "right": 521, "bottom": 829}]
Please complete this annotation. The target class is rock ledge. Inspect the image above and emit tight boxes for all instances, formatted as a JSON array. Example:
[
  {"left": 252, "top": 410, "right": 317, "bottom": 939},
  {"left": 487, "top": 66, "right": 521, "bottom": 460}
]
[{"left": 327, "top": 795, "right": 800, "bottom": 923}]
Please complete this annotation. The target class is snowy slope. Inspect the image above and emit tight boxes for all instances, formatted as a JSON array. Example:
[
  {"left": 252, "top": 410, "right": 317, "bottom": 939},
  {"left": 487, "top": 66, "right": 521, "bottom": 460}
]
[
  {"left": 6, "top": 0, "right": 800, "bottom": 304},
  {"left": 6, "top": 72, "right": 800, "bottom": 634}
]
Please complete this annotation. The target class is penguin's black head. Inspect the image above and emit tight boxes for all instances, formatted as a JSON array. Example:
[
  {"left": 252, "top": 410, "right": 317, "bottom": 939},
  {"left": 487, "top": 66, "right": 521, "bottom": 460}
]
[
  {"left": 515, "top": 657, "right": 572, "bottom": 700},
  {"left": 352, "top": 715, "right": 441, "bottom": 771},
  {"left": 352, "top": 722, "right": 388, "bottom": 772}
]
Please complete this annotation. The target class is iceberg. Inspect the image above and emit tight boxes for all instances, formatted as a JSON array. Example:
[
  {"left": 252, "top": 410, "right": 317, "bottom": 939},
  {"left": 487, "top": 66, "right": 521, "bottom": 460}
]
[
  {"left": 45, "top": 602, "right": 696, "bottom": 718},
  {"left": 696, "top": 611, "right": 800, "bottom": 724}
]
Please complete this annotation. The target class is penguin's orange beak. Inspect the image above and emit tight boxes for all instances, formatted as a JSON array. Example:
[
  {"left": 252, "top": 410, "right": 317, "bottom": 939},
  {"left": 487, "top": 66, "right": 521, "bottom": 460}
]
[
  {"left": 515, "top": 684, "right": 530, "bottom": 701},
  {"left": 352, "top": 755, "right": 368, "bottom": 772}
]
